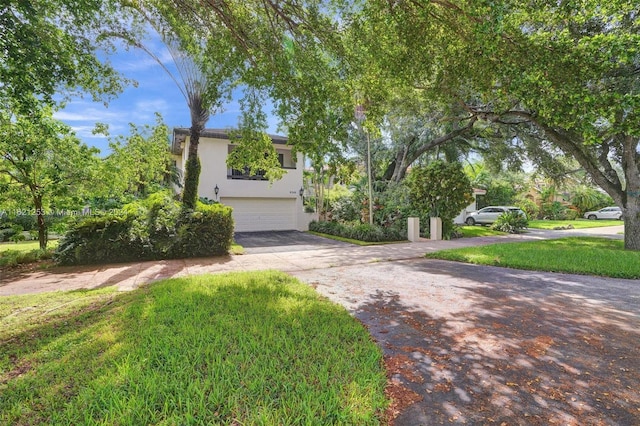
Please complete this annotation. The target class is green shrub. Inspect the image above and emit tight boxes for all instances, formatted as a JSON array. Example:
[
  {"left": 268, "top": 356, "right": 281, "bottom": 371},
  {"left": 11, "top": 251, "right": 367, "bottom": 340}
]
[
  {"left": 0, "top": 228, "right": 16, "bottom": 242},
  {"left": 54, "top": 213, "right": 144, "bottom": 265},
  {"left": 0, "top": 248, "right": 54, "bottom": 268},
  {"left": 9, "top": 233, "right": 26, "bottom": 243},
  {"left": 541, "top": 201, "right": 569, "bottom": 220},
  {"left": 55, "top": 193, "right": 234, "bottom": 265},
  {"left": 309, "top": 220, "right": 405, "bottom": 242},
  {"left": 407, "top": 161, "right": 474, "bottom": 240},
  {"left": 492, "top": 211, "right": 529, "bottom": 234},
  {"left": 516, "top": 198, "right": 540, "bottom": 219},
  {"left": 171, "top": 203, "right": 234, "bottom": 258}
]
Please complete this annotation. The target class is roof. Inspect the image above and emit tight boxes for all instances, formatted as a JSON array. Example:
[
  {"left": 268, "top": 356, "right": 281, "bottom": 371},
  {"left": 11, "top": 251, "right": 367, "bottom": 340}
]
[{"left": 171, "top": 128, "right": 288, "bottom": 155}]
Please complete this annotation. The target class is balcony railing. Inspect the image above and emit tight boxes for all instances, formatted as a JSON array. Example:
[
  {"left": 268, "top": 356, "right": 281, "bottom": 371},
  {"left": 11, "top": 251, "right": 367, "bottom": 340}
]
[{"left": 228, "top": 167, "right": 268, "bottom": 180}]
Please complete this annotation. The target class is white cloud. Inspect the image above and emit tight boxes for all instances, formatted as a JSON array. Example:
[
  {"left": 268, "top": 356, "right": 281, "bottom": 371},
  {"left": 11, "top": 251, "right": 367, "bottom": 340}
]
[
  {"left": 68, "top": 125, "right": 112, "bottom": 139},
  {"left": 54, "top": 107, "right": 126, "bottom": 123}
]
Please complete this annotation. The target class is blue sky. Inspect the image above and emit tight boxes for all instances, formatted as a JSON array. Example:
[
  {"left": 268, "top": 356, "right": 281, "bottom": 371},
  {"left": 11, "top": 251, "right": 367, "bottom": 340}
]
[{"left": 54, "top": 37, "right": 280, "bottom": 156}]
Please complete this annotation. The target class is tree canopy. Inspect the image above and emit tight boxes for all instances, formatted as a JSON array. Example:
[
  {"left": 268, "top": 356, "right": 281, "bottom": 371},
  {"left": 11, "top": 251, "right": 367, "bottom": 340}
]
[
  {"left": 349, "top": 0, "right": 640, "bottom": 249},
  {"left": 1, "top": 0, "right": 128, "bottom": 111}
]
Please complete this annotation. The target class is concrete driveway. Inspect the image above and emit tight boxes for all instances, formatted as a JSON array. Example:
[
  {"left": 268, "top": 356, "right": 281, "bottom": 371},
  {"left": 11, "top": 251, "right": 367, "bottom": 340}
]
[
  {"left": 291, "top": 258, "right": 640, "bottom": 425},
  {"left": 233, "top": 230, "right": 351, "bottom": 254}
]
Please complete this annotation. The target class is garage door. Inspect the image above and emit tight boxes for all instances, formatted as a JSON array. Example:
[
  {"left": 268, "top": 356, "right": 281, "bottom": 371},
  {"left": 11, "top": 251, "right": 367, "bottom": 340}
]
[{"left": 221, "top": 197, "right": 297, "bottom": 232}]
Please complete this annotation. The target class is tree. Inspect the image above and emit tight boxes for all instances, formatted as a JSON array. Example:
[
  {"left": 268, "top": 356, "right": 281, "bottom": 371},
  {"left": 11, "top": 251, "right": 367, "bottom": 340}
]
[
  {"left": 1, "top": 0, "right": 127, "bottom": 111},
  {"left": 407, "top": 161, "right": 473, "bottom": 239},
  {"left": 0, "top": 104, "right": 100, "bottom": 249},
  {"left": 110, "top": 2, "right": 242, "bottom": 210},
  {"left": 151, "top": 0, "right": 352, "bottom": 157},
  {"left": 104, "top": 114, "right": 175, "bottom": 197},
  {"left": 355, "top": 0, "right": 640, "bottom": 249}
]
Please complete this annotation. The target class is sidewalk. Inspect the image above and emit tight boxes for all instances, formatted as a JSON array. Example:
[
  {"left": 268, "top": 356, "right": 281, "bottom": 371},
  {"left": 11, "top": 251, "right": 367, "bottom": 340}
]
[{"left": 0, "top": 226, "right": 624, "bottom": 296}]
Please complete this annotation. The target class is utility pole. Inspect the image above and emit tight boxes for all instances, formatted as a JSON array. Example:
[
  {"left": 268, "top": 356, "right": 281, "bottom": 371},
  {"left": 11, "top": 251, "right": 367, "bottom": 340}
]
[{"left": 355, "top": 103, "right": 373, "bottom": 224}]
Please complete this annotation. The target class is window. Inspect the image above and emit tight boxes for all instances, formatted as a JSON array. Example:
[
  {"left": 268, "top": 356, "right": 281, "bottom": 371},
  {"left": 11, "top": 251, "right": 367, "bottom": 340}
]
[{"left": 227, "top": 145, "right": 294, "bottom": 180}]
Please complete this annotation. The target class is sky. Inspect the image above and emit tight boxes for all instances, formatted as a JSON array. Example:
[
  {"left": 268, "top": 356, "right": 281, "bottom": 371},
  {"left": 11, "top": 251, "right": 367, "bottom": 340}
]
[{"left": 53, "top": 37, "right": 280, "bottom": 156}]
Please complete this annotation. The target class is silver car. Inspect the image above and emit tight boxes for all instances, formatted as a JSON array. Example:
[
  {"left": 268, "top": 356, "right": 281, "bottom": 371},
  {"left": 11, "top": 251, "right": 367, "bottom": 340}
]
[
  {"left": 583, "top": 206, "right": 622, "bottom": 220},
  {"left": 465, "top": 206, "right": 526, "bottom": 225}
]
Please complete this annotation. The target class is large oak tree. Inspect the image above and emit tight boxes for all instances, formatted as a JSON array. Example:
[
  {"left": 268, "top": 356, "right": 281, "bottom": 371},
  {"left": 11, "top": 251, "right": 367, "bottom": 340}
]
[{"left": 353, "top": 0, "right": 640, "bottom": 250}]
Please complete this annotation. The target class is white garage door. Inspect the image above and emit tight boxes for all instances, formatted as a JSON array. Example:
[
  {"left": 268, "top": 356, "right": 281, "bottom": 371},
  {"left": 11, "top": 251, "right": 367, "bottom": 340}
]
[{"left": 221, "top": 197, "right": 297, "bottom": 232}]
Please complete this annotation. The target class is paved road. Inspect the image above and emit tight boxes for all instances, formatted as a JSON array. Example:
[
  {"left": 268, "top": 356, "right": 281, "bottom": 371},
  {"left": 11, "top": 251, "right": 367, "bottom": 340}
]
[{"left": 292, "top": 258, "right": 640, "bottom": 425}]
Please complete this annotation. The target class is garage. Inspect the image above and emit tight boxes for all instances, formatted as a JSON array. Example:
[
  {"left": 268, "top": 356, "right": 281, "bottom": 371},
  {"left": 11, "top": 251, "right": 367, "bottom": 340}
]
[{"left": 220, "top": 197, "right": 297, "bottom": 232}]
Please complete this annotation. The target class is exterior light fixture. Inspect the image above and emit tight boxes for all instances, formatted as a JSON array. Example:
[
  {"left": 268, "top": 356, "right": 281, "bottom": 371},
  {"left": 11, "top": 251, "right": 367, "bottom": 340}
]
[
  {"left": 299, "top": 187, "right": 304, "bottom": 198},
  {"left": 214, "top": 184, "right": 219, "bottom": 199}
]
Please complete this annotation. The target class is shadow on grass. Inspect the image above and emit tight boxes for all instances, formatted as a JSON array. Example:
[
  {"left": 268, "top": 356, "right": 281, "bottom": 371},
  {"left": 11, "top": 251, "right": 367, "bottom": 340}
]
[{"left": 1, "top": 272, "right": 386, "bottom": 425}]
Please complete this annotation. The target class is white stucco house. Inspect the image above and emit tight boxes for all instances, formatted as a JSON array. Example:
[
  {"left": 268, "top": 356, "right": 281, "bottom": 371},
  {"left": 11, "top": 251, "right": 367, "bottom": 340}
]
[{"left": 171, "top": 128, "right": 317, "bottom": 232}]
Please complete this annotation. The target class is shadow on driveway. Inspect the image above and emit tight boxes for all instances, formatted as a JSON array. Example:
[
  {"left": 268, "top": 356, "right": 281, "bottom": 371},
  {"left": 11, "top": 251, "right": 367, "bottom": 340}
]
[
  {"left": 234, "top": 230, "right": 351, "bottom": 254},
  {"left": 292, "top": 258, "right": 640, "bottom": 425}
]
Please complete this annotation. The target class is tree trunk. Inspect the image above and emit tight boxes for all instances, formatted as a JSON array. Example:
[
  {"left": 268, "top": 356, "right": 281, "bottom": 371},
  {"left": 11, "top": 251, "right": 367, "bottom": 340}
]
[
  {"left": 623, "top": 208, "right": 640, "bottom": 251},
  {"left": 622, "top": 181, "right": 640, "bottom": 251},
  {"left": 34, "top": 195, "right": 47, "bottom": 250},
  {"left": 181, "top": 121, "right": 203, "bottom": 210}
]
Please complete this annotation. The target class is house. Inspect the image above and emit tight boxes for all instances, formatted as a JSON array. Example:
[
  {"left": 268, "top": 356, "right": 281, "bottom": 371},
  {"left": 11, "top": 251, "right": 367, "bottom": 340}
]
[{"left": 171, "top": 128, "right": 317, "bottom": 232}]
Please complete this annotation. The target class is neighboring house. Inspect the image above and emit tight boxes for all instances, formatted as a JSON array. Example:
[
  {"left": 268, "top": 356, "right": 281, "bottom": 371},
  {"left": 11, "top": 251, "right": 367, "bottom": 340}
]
[
  {"left": 453, "top": 188, "right": 487, "bottom": 224},
  {"left": 171, "top": 128, "right": 317, "bottom": 232}
]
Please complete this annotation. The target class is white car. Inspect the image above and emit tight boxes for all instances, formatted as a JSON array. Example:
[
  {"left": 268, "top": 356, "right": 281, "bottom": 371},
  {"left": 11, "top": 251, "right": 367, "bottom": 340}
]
[
  {"left": 465, "top": 206, "right": 526, "bottom": 225},
  {"left": 583, "top": 206, "right": 622, "bottom": 220}
]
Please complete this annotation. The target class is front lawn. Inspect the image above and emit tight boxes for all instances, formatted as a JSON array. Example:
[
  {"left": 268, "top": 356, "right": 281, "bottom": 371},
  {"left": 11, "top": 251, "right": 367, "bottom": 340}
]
[
  {"left": 0, "top": 240, "right": 58, "bottom": 253},
  {"left": 0, "top": 271, "right": 388, "bottom": 424},
  {"left": 425, "top": 237, "right": 640, "bottom": 279},
  {"left": 308, "top": 230, "right": 398, "bottom": 246},
  {"left": 527, "top": 219, "right": 623, "bottom": 229},
  {"left": 0, "top": 241, "right": 58, "bottom": 268},
  {"left": 459, "top": 226, "right": 507, "bottom": 238}
]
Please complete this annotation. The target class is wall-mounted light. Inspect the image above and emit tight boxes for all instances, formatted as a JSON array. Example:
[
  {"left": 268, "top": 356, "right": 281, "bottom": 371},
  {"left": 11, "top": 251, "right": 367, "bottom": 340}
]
[
  {"left": 299, "top": 187, "right": 304, "bottom": 198},
  {"left": 214, "top": 184, "right": 219, "bottom": 200}
]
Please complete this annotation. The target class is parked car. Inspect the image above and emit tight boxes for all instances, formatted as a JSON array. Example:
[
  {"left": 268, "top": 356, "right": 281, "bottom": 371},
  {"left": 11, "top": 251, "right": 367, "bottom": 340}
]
[
  {"left": 583, "top": 206, "right": 622, "bottom": 220},
  {"left": 465, "top": 206, "right": 526, "bottom": 225}
]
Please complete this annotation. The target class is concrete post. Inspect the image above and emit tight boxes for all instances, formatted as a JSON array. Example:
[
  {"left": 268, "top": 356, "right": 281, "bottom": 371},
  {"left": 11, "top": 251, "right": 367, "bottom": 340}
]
[
  {"left": 407, "top": 217, "right": 420, "bottom": 242},
  {"left": 430, "top": 217, "right": 443, "bottom": 240}
]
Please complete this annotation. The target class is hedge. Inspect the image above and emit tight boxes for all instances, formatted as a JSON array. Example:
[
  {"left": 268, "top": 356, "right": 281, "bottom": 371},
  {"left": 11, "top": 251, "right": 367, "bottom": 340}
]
[
  {"left": 309, "top": 220, "right": 405, "bottom": 242},
  {"left": 54, "top": 192, "right": 233, "bottom": 265}
]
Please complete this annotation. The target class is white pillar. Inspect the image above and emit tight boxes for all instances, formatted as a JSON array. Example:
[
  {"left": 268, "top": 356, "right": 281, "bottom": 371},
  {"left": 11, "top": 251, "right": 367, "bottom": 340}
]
[
  {"left": 408, "top": 217, "right": 420, "bottom": 242},
  {"left": 430, "top": 217, "right": 443, "bottom": 240}
]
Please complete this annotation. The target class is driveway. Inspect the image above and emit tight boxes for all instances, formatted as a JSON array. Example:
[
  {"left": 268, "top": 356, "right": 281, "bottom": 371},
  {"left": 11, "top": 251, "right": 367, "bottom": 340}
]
[
  {"left": 291, "top": 258, "right": 640, "bottom": 425},
  {"left": 233, "top": 230, "right": 351, "bottom": 254}
]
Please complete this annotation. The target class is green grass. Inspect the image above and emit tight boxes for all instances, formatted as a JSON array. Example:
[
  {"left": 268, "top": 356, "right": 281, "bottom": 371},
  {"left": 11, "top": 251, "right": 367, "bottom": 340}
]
[
  {"left": 459, "top": 226, "right": 507, "bottom": 238},
  {"left": 0, "top": 240, "right": 58, "bottom": 253},
  {"left": 426, "top": 237, "right": 640, "bottom": 279},
  {"left": 0, "top": 271, "right": 388, "bottom": 425},
  {"left": 229, "top": 242, "right": 244, "bottom": 255},
  {"left": 0, "top": 241, "right": 58, "bottom": 268},
  {"left": 527, "top": 219, "right": 623, "bottom": 229}
]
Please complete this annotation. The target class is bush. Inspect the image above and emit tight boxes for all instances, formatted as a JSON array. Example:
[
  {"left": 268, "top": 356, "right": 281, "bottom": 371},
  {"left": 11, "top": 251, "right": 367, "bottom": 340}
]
[
  {"left": 54, "top": 193, "right": 233, "bottom": 265},
  {"left": 0, "top": 228, "right": 17, "bottom": 242},
  {"left": 54, "top": 214, "right": 145, "bottom": 265},
  {"left": 0, "top": 248, "right": 54, "bottom": 268},
  {"left": 516, "top": 198, "right": 540, "bottom": 220},
  {"left": 309, "top": 220, "right": 405, "bottom": 242},
  {"left": 541, "top": 201, "right": 570, "bottom": 220},
  {"left": 492, "top": 211, "right": 528, "bottom": 234},
  {"left": 407, "top": 161, "right": 474, "bottom": 240},
  {"left": 171, "top": 203, "right": 234, "bottom": 258}
]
